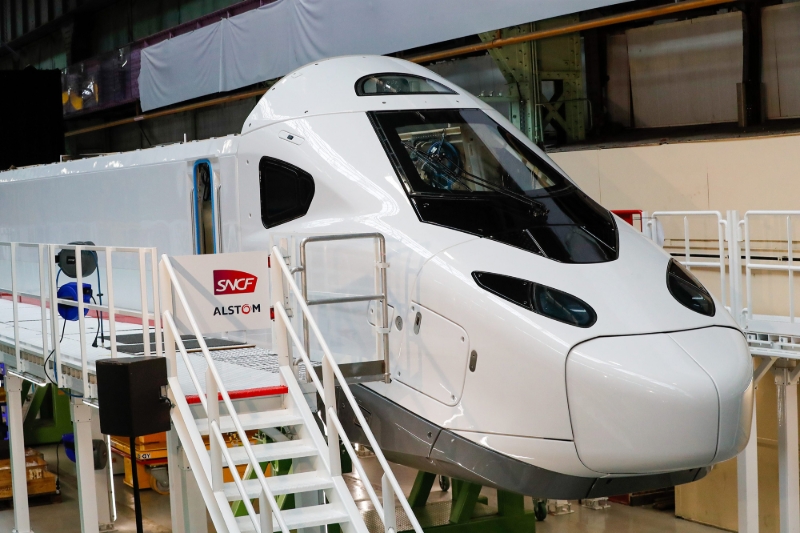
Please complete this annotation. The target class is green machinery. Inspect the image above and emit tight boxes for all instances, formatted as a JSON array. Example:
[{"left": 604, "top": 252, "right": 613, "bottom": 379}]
[
  {"left": 21, "top": 382, "right": 73, "bottom": 445},
  {"left": 404, "top": 471, "right": 542, "bottom": 533}
]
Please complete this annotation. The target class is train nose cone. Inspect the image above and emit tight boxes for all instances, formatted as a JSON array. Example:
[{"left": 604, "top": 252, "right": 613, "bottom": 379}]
[{"left": 566, "top": 327, "right": 752, "bottom": 474}]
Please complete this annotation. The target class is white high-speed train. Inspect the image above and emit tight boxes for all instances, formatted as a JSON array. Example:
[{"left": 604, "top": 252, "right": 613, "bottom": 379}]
[{"left": 0, "top": 55, "right": 753, "bottom": 498}]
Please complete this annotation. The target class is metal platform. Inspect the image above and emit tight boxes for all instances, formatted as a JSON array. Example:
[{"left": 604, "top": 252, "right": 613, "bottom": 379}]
[{"left": 0, "top": 298, "right": 284, "bottom": 399}]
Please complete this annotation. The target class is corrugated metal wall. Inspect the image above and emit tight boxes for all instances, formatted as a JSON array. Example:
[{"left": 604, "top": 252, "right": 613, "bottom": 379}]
[
  {"left": 606, "top": 33, "right": 631, "bottom": 128},
  {"left": 626, "top": 12, "right": 744, "bottom": 128},
  {"left": 763, "top": 2, "right": 800, "bottom": 120}
]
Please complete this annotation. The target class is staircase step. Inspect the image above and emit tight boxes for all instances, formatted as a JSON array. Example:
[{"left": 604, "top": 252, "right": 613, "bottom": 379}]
[
  {"left": 222, "top": 471, "right": 334, "bottom": 501},
  {"left": 222, "top": 438, "right": 318, "bottom": 467},
  {"left": 234, "top": 502, "right": 350, "bottom": 532},
  {"left": 195, "top": 408, "right": 303, "bottom": 435}
]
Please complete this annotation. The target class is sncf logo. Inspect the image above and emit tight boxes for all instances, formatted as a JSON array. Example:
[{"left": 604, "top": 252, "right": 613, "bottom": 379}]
[{"left": 213, "top": 270, "right": 258, "bottom": 295}]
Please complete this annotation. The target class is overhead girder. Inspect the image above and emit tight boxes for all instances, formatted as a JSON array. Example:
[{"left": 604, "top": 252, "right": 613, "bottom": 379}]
[{"left": 480, "top": 15, "right": 587, "bottom": 145}]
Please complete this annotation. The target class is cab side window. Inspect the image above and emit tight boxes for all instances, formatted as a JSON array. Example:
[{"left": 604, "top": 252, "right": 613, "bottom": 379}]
[{"left": 259, "top": 157, "right": 315, "bottom": 228}]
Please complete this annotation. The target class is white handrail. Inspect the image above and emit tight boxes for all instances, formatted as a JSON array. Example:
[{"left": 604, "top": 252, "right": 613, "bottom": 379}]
[
  {"left": 327, "top": 406, "right": 385, "bottom": 516},
  {"left": 211, "top": 420, "right": 261, "bottom": 533},
  {"left": 163, "top": 312, "right": 207, "bottom": 412},
  {"left": 0, "top": 241, "right": 158, "bottom": 395},
  {"left": 271, "top": 245, "right": 424, "bottom": 533},
  {"left": 273, "top": 305, "right": 385, "bottom": 519},
  {"left": 161, "top": 255, "right": 289, "bottom": 533},
  {"left": 741, "top": 211, "right": 800, "bottom": 323},
  {"left": 648, "top": 211, "right": 728, "bottom": 308}
]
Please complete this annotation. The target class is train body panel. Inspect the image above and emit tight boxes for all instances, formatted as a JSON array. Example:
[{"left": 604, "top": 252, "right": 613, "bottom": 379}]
[{"left": 0, "top": 55, "right": 753, "bottom": 497}]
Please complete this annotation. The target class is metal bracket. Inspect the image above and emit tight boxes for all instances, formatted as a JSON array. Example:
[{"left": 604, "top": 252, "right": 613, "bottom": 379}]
[
  {"left": 790, "top": 362, "right": 800, "bottom": 385},
  {"left": 7, "top": 369, "right": 46, "bottom": 387},
  {"left": 376, "top": 262, "right": 390, "bottom": 269},
  {"left": 754, "top": 357, "right": 778, "bottom": 385}
]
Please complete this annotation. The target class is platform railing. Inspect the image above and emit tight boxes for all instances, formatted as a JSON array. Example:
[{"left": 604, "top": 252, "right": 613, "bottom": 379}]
[
  {"left": 740, "top": 211, "right": 800, "bottom": 324},
  {"left": 160, "top": 255, "right": 290, "bottom": 533},
  {"left": 293, "top": 233, "right": 390, "bottom": 383},
  {"left": 0, "top": 242, "right": 159, "bottom": 396},
  {"left": 271, "top": 244, "right": 423, "bottom": 533}
]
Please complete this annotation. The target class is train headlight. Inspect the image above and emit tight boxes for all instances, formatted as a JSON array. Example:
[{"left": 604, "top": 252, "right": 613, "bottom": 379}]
[
  {"left": 666, "top": 259, "right": 715, "bottom": 317},
  {"left": 473, "top": 272, "right": 596, "bottom": 328}
]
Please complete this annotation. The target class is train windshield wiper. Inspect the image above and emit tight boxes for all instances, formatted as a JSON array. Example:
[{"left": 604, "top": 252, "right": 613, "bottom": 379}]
[{"left": 401, "top": 141, "right": 548, "bottom": 216}]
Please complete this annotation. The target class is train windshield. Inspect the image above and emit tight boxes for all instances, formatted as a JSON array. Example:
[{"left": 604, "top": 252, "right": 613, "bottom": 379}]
[
  {"left": 374, "top": 108, "right": 572, "bottom": 200},
  {"left": 371, "top": 109, "right": 618, "bottom": 264}
]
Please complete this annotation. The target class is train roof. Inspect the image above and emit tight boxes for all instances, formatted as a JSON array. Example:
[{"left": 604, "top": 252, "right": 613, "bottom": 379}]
[
  {"left": 0, "top": 135, "right": 238, "bottom": 183},
  {"left": 242, "top": 55, "right": 486, "bottom": 134}
]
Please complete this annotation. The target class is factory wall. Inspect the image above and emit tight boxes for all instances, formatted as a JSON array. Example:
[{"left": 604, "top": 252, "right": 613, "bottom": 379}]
[
  {"left": 551, "top": 133, "right": 800, "bottom": 318},
  {"left": 550, "top": 132, "right": 800, "bottom": 212},
  {"left": 550, "top": 134, "right": 800, "bottom": 533}
]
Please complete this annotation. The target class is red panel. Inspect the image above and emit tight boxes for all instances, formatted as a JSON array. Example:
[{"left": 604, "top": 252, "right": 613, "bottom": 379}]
[
  {"left": 0, "top": 292, "right": 155, "bottom": 326},
  {"left": 185, "top": 385, "right": 288, "bottom": 405}
]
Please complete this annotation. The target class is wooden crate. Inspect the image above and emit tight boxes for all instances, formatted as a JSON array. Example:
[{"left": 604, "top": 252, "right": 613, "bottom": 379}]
[
  {"left": 0, "top": 452, "right": 49, "bottom": 486},
  {"left": 122, "top": 456, "right": 249, "bottom": 490},
  {"left": 0, "top": 471, "right": 57, "bottom": 499},
  {"left": 675, "top": 378, "right": 785, "bottom": 533},
  {"left": 609, "top": 488, "right": 674, "bottom": 507}
]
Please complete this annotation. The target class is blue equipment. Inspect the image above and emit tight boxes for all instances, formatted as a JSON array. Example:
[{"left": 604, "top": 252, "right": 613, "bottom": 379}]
[
  {"left": 57, "top": 282, "right": 93, "bottom": 321},
  {"left": 424, "top": 140, "right": 461, "bottom": 190}
]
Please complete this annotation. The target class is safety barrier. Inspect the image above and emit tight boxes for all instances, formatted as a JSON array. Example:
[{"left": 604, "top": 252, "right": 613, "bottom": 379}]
[
  {"left": 271, "top": 243, "right": 423, "bottom": 533},
  {"left": 640, "top": 209, "right": 800, "bottom": 533},
  {"left": 0, "top": 242, "right": 159, "bottom": 396}
]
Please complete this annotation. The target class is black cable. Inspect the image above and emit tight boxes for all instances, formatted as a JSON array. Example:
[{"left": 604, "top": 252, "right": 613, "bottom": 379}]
[
  {"left": 96, "top": 268, "right": 104, "bottom": 348},
  {"left": 43, "top": 320, "right": 67, "bottom": 386},
  {"left": 402, "top": 140, "right": 548, "bottom": 214},
  {"left": 91, "top": 296, "right": 101, "bottom": 348},
  {"left": 43, "top": 320, "right": 83, "bottom": 398}
]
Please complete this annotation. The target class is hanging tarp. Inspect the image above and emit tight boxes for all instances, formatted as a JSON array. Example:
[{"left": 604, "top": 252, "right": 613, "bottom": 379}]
[{"left": 139, "top": 0, "right": 626, "bottom": 111}]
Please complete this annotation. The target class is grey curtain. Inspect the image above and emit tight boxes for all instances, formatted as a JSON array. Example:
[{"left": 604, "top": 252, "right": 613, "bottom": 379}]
[{"left": 139, "top": 0, "right": 625, "bottom": 111}]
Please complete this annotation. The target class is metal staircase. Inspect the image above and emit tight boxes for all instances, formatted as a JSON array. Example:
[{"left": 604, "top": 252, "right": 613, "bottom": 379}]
[{"left": 159, "top": 243, "right": 423, "bottom": 533}]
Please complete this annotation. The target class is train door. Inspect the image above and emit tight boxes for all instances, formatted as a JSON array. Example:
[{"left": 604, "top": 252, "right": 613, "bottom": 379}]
[{"left": 192, "top": 159, "right": 219, "bottom": 254}]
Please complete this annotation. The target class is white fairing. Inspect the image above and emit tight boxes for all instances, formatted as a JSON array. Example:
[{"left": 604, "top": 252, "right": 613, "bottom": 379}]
[
  {"left": 0, "top": 55, "right": 753, "bottom": 482},
  {"left": 569, "top": 331, "right": 716, "bottom": 473},
  {"left": 669, "top": 327, "right": 754, "bottom": 461}
]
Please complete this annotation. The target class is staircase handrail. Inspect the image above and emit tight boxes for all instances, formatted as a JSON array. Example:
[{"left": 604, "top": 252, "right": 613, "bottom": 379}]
[
  {"left": 272, "top": 245, "right": 424, "bottom": 533},
  {"left": 161, "top": 255, "right": 290, "bottom": 533},
  {"left": 273, "top": 305, "right": 385, "bottom": 519}
]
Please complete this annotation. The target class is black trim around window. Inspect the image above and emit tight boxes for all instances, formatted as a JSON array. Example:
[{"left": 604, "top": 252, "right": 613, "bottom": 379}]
[
  {"left": 368, "top": 109, "right": 618, "bottom": 264},
  {"left": 355, "top": 73, "right": 456, "bottom": 96},
  {"left": 259, "top": 157, "right": 315, "bottom": 229},
  {"left": 473, "top": 271, "right": 597, "bottom": 328}
]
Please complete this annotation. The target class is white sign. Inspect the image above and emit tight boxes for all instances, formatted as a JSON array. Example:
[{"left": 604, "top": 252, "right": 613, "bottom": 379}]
[{"left": 170, "top": 251, "right": 270, "bottom": 335}]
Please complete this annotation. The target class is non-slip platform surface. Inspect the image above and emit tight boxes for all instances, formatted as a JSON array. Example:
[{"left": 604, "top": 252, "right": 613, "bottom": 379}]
[{"left": 0, "top": 298, "right": 282, "bottom": 397}]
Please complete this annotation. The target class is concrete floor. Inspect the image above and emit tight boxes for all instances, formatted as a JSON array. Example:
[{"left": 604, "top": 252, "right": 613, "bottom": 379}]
[
  {"left": 0, "top": 444, "right": 173, "bottom": 533},
  {"left": 0, "top": 445, "right": 726, "bottom": 533}
]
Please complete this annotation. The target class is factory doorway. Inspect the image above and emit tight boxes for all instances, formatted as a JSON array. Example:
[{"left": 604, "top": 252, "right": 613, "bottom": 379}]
[{"left": 192, "top": 159, "right": 219, "bottom": 254}]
